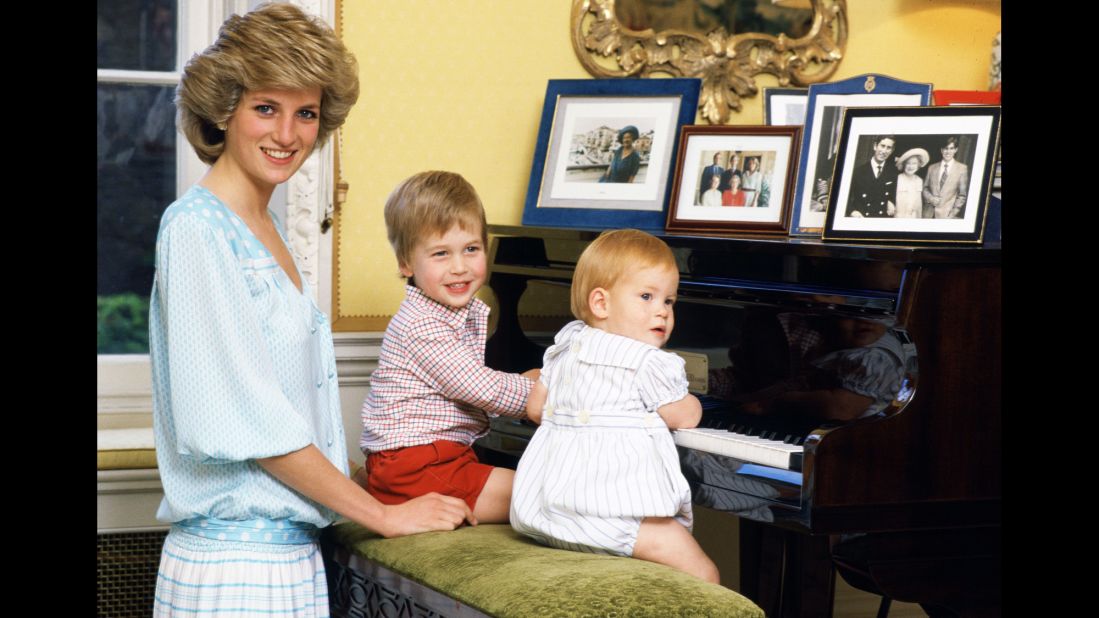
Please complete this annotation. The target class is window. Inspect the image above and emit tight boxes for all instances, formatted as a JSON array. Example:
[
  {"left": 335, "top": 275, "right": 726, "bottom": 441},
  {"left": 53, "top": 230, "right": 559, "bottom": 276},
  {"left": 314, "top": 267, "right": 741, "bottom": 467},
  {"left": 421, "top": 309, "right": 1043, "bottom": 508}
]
[{"left": 97, "top": 0, "right": 217, "bottom": 354}]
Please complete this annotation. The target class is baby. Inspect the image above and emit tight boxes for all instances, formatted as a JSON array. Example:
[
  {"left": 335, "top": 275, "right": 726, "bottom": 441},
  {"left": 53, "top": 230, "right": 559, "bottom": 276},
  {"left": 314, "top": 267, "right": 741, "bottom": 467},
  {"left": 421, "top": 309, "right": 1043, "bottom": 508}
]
[{"left": 510, "top": 229, "right": 720, "bottom": 583}]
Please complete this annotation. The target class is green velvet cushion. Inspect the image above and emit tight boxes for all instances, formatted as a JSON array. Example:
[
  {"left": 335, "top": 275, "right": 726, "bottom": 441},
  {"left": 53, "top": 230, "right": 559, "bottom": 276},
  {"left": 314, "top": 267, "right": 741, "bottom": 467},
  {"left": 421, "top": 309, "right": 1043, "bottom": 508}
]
[{"left": 330, "top": 522, "right": 764, "bottom": 618}]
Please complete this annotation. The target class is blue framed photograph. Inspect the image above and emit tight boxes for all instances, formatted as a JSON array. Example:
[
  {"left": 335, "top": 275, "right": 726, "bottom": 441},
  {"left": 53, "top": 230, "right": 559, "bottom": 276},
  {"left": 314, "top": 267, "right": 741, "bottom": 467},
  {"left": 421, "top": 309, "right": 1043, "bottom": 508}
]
[
  {"left": 789, "top": 74, "right": 932, "bottom": 236},
  {"left": 521, "top": 78, "right": 701, "bottom": 231},
  {"left": 822, "top": 105, "right": 1001, "bottom": 245},
  {"left": 763, "top": 87, "right": 808, "bottom": 126}
]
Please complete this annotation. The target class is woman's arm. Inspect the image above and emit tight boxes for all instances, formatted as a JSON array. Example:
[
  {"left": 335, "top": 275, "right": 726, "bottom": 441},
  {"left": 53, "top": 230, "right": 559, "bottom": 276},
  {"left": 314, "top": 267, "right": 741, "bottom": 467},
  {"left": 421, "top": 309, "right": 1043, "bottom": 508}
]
[{"left": 258, "top": 445, "right": 476, "bottom": 537}]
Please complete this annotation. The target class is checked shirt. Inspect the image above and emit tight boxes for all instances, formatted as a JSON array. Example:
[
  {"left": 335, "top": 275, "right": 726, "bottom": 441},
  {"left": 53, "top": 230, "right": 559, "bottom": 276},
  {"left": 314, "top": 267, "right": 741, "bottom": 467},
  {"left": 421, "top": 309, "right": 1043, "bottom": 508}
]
[{"left": 360, "top": 285, "right": 532, "bottom": 453}]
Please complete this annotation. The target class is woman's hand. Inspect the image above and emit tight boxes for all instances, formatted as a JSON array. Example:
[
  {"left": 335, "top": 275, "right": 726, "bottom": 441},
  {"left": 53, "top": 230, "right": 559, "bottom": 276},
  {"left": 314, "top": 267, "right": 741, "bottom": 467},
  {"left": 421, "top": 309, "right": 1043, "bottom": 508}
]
[
  {"left": 377, "top": 493, "right": 477, "bottom": 538},
  {"left": 258, "top": 445, "right": 475, "bottom": 538}
]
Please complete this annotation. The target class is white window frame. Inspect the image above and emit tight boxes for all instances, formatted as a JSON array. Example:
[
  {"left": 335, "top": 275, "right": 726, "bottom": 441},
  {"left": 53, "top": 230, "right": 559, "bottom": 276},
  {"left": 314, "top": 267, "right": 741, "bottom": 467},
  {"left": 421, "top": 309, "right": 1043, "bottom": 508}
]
[{"left": 97, "top": 0, "right": 338, "bottom": 427}]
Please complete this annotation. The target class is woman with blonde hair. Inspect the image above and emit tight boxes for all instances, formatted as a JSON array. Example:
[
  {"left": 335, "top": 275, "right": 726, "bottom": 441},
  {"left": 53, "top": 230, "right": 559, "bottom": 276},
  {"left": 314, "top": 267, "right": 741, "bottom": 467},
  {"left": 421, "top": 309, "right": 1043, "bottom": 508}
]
[{"left": 150, "top": 5, "right": 472, "bottom": 615}]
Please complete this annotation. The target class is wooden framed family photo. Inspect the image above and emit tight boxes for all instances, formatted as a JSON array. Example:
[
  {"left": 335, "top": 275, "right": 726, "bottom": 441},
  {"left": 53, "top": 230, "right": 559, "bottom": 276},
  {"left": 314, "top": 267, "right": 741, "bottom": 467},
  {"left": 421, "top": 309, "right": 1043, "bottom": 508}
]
[
  {"left": 521, "top": 78, "right": 701, "bottom": 231},
  {"left": 822, "top": 106, "right": 1002, "bottom": 244},
  {"left": 665, "top": 125, "right": 801, "bottom": 235},
  {"left": 789, "top": 74, "right": 933, "bottom": 236}
]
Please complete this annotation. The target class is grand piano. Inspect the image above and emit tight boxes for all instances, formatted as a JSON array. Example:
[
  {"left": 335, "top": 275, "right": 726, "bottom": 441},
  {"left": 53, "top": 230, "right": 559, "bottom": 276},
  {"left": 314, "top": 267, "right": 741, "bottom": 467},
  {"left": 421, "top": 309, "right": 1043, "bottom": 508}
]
[{"left": 476, "top": 224, "right": 1001, "bottom": 617}]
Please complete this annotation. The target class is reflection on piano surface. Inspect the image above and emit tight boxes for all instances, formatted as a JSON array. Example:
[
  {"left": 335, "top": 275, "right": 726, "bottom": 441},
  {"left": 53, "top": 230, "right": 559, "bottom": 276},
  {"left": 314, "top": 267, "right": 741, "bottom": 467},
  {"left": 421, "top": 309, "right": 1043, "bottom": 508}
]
[{"left": 478, "top": 225, "right": 1000, "bottom": 617}]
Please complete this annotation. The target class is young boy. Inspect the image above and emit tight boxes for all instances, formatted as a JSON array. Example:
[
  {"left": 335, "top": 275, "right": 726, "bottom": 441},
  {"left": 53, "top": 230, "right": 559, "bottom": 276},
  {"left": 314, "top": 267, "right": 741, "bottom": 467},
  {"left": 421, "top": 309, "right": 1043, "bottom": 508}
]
[{"left": 360, "top": 171, "right": 538, "bottom": 524}]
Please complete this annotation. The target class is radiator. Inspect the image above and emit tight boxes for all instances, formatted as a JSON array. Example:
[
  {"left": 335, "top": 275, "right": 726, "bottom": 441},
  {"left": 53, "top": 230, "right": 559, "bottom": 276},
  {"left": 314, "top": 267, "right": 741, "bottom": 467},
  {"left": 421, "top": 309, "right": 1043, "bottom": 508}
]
[{"left": 96, "top": 530, "right": 167, "bottom": 617}]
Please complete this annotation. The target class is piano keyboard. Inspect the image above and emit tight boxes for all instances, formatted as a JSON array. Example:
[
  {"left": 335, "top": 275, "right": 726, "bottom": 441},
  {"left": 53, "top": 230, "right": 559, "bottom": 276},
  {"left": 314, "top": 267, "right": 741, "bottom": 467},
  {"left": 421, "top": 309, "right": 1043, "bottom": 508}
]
[{"left": 673, "top": 427, "right": 804, "bottom": 471}]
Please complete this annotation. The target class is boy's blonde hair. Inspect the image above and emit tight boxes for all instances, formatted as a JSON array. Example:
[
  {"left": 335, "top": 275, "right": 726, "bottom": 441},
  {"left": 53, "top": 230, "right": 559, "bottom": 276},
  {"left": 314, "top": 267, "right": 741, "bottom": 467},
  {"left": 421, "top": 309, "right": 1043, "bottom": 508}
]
[
  {"left": 384, "top": 171, "right": 487, "bottom": 271},
  {"left": 571, "top": 229, "right": 678, "bottom": 323}
]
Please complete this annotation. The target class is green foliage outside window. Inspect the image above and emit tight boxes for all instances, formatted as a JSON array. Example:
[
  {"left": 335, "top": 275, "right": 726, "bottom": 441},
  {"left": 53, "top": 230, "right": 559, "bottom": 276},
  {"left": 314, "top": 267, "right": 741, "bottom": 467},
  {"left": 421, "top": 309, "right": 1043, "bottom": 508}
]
[{"left": 97, "top": 293, "right": 150, "bottom": 354}]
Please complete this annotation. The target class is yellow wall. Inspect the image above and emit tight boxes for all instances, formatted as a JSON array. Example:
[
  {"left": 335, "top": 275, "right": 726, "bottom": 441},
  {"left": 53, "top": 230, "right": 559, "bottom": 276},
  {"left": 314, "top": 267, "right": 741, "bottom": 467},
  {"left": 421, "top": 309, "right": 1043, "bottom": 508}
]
[{"left": 335, "top": 0, "right": 1000, "bottom": 327}]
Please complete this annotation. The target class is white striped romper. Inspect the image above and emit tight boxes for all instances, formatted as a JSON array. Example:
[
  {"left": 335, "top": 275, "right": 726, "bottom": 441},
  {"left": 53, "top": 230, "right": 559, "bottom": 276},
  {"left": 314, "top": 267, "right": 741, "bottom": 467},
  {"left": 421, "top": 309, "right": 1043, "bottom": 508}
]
[{"left": 510, "top": 320, "right": 694, "bottom": 557}]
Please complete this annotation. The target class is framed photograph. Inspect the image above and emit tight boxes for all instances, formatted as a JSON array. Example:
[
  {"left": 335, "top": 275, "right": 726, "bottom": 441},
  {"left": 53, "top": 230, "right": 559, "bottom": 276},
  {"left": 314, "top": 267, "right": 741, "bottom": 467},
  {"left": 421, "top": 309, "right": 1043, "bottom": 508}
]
[
  {"left": 790, "top": 74, "right": 932, "bottom": 237},
  {"left": 935, "top": 90, "right": 1003, "bottom": 194},
  {"left": 764, "top": 87, "right": 808, "bottom": 126},
  {"left": 822, "top": 106, "right": 1002, "bottom": 244},
  {"left": 665, "top": 125, "right": 801, "bottom": 235},
  {"left": 933, "top": 90, "right": 1001, "bottom": 106},
  {"left": 521, "top": 78, "right": 702, "bottom": 231}
]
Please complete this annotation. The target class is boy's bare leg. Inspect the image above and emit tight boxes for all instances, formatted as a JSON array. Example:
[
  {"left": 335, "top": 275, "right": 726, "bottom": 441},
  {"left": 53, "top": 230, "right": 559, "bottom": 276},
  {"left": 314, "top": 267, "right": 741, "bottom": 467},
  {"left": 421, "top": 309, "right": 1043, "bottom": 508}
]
[
  {"left": 633, "top": 517, "right": 720, "bottom": 584},
  {"left": 472, "top": 467, "right": 514, "bottom": 523}
]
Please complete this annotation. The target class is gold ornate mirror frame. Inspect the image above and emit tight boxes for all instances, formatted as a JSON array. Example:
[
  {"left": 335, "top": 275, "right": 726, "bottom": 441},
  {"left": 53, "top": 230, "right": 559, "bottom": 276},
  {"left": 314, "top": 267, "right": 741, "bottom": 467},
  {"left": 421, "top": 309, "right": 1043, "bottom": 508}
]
[{"left": 571, "top": 0, "right": 848, "bottom": 124}]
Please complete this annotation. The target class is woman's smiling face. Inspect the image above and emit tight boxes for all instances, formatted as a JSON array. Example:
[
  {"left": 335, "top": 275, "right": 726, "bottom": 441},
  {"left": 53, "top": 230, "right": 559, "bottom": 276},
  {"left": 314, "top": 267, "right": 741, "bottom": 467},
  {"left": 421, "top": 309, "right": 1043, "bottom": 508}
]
[{"left": 221, "top": 87, "right": 322, "bottom": 188}]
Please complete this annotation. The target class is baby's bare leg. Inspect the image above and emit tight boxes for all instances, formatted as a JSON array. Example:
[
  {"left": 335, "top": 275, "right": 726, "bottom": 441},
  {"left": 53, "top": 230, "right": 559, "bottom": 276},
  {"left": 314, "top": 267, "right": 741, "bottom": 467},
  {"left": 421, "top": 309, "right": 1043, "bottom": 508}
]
[
  {"left": 472, "top": 467, "right": 514, "bottom": 524},
  {"left": 633, "top": 517, "right": 720, "bottom": 584}
]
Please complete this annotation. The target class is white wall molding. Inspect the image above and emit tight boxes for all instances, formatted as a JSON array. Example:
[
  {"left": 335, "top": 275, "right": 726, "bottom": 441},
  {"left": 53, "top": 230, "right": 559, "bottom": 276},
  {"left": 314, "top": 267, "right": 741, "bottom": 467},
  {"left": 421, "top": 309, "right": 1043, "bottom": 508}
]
[
  {"left": 98, "top": 356, "right": 153, "bottom": 428},
  {"left": 333, "top": 332, "right": 384, "bottom": 386},
  {"left": 97, "top": 469, "right": 169, "bottom": 533}
]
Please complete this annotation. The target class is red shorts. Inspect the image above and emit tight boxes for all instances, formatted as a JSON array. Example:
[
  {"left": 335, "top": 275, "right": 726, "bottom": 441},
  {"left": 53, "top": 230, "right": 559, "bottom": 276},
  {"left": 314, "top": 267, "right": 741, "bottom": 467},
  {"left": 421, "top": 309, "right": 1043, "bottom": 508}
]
[{"left": 365, "top": 440, "right": 493, "bottom": 512}]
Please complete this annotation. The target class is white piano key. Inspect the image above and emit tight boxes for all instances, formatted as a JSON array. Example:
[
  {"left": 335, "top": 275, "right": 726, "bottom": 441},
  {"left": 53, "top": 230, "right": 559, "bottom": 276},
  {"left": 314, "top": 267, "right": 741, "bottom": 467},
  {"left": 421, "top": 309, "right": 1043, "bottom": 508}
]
[{"left": 673, "top": 427, "right": 803, "bottom": 470}]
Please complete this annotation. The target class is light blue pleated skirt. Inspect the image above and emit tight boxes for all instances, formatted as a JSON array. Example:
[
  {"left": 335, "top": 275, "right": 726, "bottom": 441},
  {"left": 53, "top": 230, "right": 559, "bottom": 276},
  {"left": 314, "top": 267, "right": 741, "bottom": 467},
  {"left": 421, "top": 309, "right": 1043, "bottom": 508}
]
[{"left": 153, "top": 527, "right": 330, "bottom": 617}]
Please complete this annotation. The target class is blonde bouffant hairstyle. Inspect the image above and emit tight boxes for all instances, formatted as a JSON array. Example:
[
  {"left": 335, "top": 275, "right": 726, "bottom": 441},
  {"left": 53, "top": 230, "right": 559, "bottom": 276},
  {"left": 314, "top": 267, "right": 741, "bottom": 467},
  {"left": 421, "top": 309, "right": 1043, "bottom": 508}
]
[
  {"left": 383, "top": 171, "right": 487, "bottom": 274},
  {"left": 176, "top": 2, "right": 360, "bottom": 165},
  {"left": 571, "top": 229, "right": 678, "bottom": 324}
]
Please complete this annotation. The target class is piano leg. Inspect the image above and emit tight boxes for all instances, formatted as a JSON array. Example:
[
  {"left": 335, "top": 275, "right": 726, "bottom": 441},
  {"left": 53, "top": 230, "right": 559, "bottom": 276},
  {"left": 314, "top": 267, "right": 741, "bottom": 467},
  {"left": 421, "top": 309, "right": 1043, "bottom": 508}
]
[{"left": 739, "top": 520, "right": 836, "bottom": 617}]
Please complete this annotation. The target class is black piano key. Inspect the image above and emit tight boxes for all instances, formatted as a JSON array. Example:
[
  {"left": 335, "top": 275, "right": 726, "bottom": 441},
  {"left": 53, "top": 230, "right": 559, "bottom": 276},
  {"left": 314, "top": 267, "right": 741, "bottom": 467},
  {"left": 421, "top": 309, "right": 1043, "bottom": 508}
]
[{"left": 695, "top": 402, "right": 817, "bottom": 451}]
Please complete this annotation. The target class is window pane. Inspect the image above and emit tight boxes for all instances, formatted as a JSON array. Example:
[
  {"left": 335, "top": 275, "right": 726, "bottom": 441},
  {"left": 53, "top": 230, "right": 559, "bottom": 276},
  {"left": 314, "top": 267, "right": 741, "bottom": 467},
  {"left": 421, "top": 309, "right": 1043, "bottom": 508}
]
[
  {"left": 97, "top": 0, "right": 178, "bottom": 71},
  {"left": 97, "top": 83, "right": 177, "bottom": 354}
]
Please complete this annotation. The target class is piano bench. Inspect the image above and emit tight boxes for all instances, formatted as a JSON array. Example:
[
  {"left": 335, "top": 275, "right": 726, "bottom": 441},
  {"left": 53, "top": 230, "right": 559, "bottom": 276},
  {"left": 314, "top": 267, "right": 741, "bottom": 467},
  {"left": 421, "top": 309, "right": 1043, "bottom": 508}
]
[{"left": 322, "top": 522, "right": 764, "bottom": 618}]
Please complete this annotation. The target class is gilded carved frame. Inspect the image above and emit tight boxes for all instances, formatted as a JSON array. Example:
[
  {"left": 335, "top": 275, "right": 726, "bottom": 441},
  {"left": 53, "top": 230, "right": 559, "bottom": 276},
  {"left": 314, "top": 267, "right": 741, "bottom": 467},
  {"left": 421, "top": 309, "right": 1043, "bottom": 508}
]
[{"left": 571, "top": 0, "right": 848, "bottom": 124}]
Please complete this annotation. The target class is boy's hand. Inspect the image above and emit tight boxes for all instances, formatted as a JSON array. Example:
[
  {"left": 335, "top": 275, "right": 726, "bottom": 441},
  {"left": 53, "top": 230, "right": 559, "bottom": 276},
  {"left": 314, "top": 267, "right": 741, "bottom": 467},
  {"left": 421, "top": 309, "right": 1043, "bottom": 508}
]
[
  {"left": 378, "top": 493, "right": 477, "bottom": 538},
  {"left": 525, "top": 381, "right": 548, "bottom": 425},
  {"left": 521, "top": 367, "right": 541, "bottom": 382}
]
